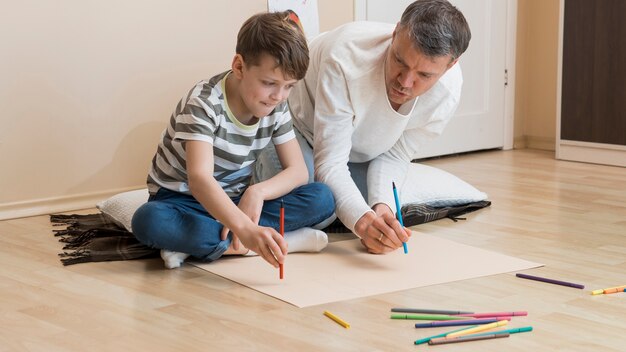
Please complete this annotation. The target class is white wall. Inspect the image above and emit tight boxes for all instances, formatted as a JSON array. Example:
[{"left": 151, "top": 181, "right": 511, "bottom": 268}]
[{"left": 0, "top": 0, "right": 353, "bottom": 219}]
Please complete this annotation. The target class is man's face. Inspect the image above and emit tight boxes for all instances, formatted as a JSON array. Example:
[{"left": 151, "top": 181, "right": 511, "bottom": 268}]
[{"left": 385, "top": 27, "right": 457, "bottom": 110}]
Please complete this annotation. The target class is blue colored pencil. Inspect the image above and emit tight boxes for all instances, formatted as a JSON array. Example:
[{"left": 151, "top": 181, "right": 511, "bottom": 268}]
[{"left": 392, "top": 182, "right": 408, "bottom": 253}]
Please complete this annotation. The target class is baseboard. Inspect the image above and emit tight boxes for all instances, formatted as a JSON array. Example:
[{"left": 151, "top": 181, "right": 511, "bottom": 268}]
[
  {"left": 513, "top": 135, "right": 555, "bottom": 151},
  {"left": 525, "top": 135, "right": 555, "bottom": 151},
  {"left": 0, "top": 186, "right": 145, "bottom": 221},
  {"left": 513, "top": 136, "right": 527, "bottom": 149},
  {"left": 557, "top": 140, "right": 626, "bottom": 167}
]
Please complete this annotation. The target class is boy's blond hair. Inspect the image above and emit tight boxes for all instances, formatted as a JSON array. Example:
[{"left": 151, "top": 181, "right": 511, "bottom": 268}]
[{"left": 236, "top": 11, "right": 309, "bottom": 80}]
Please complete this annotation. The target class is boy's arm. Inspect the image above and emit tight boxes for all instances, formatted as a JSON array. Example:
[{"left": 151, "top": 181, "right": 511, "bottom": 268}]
[
  {"left": 186, "top": 140, "right": 287, "bottom": 267},
  {"left": 247, "top": 138, "right": 308, "bottom": 201},
  {"left": 235, "top": 138, "right": 307, "bottom": 231}
]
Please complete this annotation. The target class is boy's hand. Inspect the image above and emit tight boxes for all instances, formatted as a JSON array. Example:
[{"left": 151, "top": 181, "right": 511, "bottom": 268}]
[
  {"left": 236, "top": 226, "right": 288, "bottom": 267},
  {"left": 221, "top": 186, "right": 266, "bottom": 251},
  {"left": 220, "top": 226, "right": 242, "bottom": 250}
]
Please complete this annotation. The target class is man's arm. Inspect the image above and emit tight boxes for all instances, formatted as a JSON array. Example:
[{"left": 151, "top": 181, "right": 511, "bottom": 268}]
[
  {"left": 312, "top": 61, "right": 374, "bottom": 232},
  {"left": 310, "top": 61, "right": 408, "bottom": 254},
  {"left": 358, "top": 72, "right": 462, "bottom": 253}
]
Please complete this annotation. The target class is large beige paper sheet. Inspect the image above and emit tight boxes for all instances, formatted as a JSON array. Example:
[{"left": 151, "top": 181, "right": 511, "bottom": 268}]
[{"left": 192, "top": 233, "right": 541, "bottom": 307}]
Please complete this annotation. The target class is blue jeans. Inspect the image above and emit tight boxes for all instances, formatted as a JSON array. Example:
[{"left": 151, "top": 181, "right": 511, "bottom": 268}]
[{"left": 131, "top": 183, "right": 335, "bottom": 262}]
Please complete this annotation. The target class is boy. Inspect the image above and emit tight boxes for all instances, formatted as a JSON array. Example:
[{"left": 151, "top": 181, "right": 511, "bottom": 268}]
[{"left": 132, "top": 11, "right": 335, "bottom": 269}]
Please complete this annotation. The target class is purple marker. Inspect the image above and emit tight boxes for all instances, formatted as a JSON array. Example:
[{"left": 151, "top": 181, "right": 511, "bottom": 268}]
[{"left": 516, "top": 273, "right": 585, "bottom": 289}]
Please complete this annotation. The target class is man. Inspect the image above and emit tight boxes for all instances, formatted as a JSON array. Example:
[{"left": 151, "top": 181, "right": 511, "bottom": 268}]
[{"left": 257, "top": 0, "right": 471, "bottom": 254}]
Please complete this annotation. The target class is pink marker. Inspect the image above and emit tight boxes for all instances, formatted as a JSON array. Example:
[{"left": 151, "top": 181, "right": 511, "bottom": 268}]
[{"left": 456, "top": 311, "right": 527, "bottom": 318}]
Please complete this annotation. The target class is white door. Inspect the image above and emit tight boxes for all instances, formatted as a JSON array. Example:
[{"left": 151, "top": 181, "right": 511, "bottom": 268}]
[{"left": 355, "top": 0, "right": 508, "bottom": 159}]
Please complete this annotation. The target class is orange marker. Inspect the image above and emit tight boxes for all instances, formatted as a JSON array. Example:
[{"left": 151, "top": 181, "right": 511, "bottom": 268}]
[
  {"left": 603, "top": 286, "right": 626, "bottom": 294},
  {"left": 279, "top": 199, "right": 285, "bottom": 280}
]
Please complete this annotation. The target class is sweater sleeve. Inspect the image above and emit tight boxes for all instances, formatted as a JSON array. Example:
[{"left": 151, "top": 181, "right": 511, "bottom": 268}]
[{"left": 312, "top": 60, "right": 374, "bottom": 233}]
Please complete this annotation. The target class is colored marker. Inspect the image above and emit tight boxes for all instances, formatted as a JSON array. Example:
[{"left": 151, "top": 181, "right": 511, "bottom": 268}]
[
  {"left": 391, "top": 313, "right": 471, "bottom": 320},
  {"left": 324, "top": 310, "right": 350, "bottom": 329},
  {"left": 429, "top": 332, "right": 510, "bottom": 345},
  {"left": 392, "top": 182, "right": 408, "bottom": 254},
  {"left": 414, "top": 326, "right": 477, "bottom": 345},
  {"left": 392, "top": 308, "right": 473, "bottom": 315},
  {"left": 604, "top": 287, "right": 626, "bottom": 294},
  {"left": 279, "top": 199, "right": 284, "bottom": 280},
  {"left": 462, "top": 326, "right": 533, "bottom": 338},
  {"left": 415, "top": 317, "right": 509, "bottom": 328},
  {"left": 591, "top": 285, "right": 626, "bottom": 295},
  {"left": 446, "top": 320, "right": 508, "bottom": 338},
  {"left": 516, "top": 273, "right": 585, "bottom": 289},
  {"left": 457, "top": 311, "right": 527, "bottom": 318}
]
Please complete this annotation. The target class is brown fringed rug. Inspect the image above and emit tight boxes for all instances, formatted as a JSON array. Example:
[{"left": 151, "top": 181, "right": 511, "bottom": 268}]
[
  {"left": 51, "top": 200, "right": 490, "bottom": 265},
  {"left": 51, "top": 213, "right": 158, "bottom": 265}
]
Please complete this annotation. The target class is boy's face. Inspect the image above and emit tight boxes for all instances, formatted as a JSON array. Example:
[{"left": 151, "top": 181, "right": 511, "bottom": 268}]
[
  {"left": 385, "top": 26, "right": 458, "bottom": 110},
  {"left": 232, "top": 53, "right": 298, "bottom": 120}
]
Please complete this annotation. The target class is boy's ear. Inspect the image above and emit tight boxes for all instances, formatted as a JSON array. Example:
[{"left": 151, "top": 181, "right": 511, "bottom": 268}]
[{"left": 231, "top": 54, "right": 245, "bottom": 78}]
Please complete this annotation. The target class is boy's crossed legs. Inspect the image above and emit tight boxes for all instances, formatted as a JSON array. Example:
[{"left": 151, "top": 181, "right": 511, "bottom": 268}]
[{"left": 132, "top": 183, "right": 335, "bottom": 269}]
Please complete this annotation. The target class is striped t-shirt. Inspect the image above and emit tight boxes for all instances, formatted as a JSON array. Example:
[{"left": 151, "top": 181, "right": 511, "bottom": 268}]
[{"left": 147, "top": 71, "right": 295, "bottom": 197}]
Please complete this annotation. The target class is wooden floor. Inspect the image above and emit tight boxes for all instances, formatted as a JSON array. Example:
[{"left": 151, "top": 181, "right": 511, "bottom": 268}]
[{"left": 1, "top": 149, "right": 625, "bottom": 351}]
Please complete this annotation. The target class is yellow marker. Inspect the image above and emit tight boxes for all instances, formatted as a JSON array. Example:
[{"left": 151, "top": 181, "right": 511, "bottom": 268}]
[
  {"left": 446, "top": 320, "right": 508, "bottom": 338},
  {"left": 324, "top": 310, "right": 350, "bottom": 329}
]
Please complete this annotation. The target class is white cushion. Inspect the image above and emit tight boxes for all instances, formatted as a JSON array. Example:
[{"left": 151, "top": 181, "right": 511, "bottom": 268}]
[
  {"left": 96, "top": 189, "right": 149, "bottom": 232},
  {"left": 401, "top": 163, "right": 488, "bottom": 207}
]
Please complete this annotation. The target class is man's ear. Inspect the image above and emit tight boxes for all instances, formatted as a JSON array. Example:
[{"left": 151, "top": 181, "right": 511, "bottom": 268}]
[
  {"left": 447, "top": 58, "right": 459, "bottom": 70},
  {"left": 231, "top": 54, "right": 245, "bottom": 79},
  {"left": 392, "top": 22, "right": 400, "bottom": 41}
]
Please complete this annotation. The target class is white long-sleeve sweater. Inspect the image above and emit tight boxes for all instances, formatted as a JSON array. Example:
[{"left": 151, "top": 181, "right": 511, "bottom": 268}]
[{"left": 288, "top": 21, "right": 462, "bottom": 232}]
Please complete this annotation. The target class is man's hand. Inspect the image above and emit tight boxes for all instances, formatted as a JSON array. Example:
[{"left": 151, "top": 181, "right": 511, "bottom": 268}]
[{"left": 354, "top": 203, "right": 411, "bottom": 254}]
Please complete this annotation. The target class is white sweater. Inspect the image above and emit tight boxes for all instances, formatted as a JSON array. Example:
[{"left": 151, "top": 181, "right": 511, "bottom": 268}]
[{"left": 288, "top": 21, "right": 462, "bottom": 232}]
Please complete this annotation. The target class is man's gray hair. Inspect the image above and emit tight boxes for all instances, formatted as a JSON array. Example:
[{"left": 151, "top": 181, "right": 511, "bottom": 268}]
[{"left": 399, "top": 0, "right": 471, "bottom": 61}]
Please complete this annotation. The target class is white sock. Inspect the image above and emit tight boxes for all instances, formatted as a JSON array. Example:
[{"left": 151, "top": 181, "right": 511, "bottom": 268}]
[
  {"left": 160, "top": 249, "right": 190, "bottom": 269},
  {"left": 244, "top": 227, "right": 328, "bottom": 256}
]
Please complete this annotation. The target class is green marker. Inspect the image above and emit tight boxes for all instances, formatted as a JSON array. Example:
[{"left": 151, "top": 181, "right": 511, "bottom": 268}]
[
  {"left": 391, "top": 313, "right": 470, "bottom": 320},
  {"left": 414, "top": 326, "right": 479, "bottom": 345}
]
